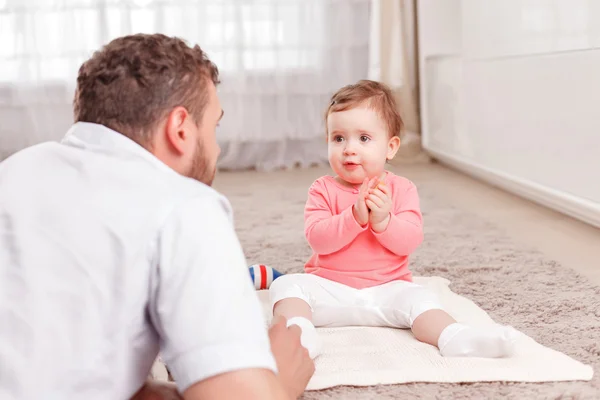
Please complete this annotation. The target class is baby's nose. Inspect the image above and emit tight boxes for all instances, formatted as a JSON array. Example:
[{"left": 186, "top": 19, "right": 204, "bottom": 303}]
[{"left": 343, "top": 143, "right": 357, "bottom": 155}]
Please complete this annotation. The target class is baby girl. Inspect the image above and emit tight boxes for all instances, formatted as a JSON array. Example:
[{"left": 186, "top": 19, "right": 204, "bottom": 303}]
[{"left": 269, "top": 80, "right": 519, "bottom": 359}]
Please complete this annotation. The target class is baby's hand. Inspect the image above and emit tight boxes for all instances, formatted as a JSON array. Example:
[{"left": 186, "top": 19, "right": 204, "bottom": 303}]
[
  {"left": 352, "top": 177, "right": 376, "bottom": 226},
  {"left": 366, "top": 182, "right": 392, "bottom": 232}
]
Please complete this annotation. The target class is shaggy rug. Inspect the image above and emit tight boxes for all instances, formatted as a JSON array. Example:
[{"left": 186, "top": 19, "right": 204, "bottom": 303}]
[{"left": 214, "top": 165, "right": 600, "bottom": 399}]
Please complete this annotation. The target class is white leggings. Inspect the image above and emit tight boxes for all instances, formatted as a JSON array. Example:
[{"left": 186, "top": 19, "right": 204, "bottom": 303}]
[{"left": 269, "top": 273, "right": 443, "bottom": 328}]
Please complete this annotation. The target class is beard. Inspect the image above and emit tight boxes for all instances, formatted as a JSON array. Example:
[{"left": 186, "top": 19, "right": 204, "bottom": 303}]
[{"left": 187, "top": 137, "right": 216, "bottom": 186}]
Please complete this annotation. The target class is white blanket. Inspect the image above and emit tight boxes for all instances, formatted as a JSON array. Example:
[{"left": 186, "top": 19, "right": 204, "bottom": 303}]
[{"left": 256, "top": 276, "right": 594, "bottom": 391}]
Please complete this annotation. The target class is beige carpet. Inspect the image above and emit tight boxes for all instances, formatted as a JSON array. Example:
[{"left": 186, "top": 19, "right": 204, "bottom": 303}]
[{"left": 214, "top": 165, "right": 600, "bottom": 399}]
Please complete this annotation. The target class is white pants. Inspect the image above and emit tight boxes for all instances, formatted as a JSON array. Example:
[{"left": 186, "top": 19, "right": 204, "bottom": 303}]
[{"left": 269, "top": 274, "right": 443, "bottom": 328}]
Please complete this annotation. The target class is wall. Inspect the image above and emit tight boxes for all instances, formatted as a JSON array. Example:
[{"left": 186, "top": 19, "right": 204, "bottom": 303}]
[{"left": 417, "top": 0, "right": 600, "bottom": 228}]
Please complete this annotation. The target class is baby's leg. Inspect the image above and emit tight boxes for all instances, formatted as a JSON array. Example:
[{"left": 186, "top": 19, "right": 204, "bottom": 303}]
[
  {"left": 370, "top": 282, "right": 519, "bottom": 358},
  {"left": 413, "top": 309, "right": 518, "bottom": 358},
  {"left": 269, "top": 274, "right": 325, "bottom": 359},
  {"left": 273, "top": 297, "right": 312, "bottom": 321},
  {"left": 411, "top": 309, "right": 456, "bottom": 346}
]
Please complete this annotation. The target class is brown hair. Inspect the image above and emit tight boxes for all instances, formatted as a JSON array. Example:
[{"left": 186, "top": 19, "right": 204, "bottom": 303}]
[
  {"left": 73, "top": 33, "right": 219, "bottom": 148},
  {"left": 324, "top": 80, "right": 403, "bottom": 138}
]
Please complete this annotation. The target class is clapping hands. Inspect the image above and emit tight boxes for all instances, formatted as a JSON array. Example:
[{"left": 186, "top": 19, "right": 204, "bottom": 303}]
[{"left": 352, "top": 177, "right": 392, "bottom": 232}]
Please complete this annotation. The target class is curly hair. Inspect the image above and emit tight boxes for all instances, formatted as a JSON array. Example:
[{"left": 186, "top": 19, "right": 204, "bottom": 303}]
[{"left": 73, "top": 33, "right": 219, "bottom": 147}]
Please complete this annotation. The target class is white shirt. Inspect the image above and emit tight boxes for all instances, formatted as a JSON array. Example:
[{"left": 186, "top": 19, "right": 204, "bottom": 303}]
[{"left": 0, "top": 122, "right": 276, "bottom": 399}]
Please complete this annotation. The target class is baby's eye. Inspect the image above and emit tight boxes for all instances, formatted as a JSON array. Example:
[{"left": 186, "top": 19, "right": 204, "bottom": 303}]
[
  {"left": 333, "top": 135, "right": 344, "bottom": 142},
  {"left": 360, "top": 135, "right": 370, "bottom": 142}
]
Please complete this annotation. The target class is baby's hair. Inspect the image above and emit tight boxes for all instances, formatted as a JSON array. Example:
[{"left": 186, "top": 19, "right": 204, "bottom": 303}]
[{"left": 325, "top": 80, "right": 403, "bottom": 138}]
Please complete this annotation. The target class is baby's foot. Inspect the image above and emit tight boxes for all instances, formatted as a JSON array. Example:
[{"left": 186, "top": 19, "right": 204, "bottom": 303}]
[
  {"left": 438, "top": 323, "right": 520, "bottom": 358},
  {"left": 287, "top": 316, "right": 322, "bottom": 359}
]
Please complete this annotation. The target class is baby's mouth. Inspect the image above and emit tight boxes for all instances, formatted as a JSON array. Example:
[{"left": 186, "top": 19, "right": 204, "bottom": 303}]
[{"left": 343, "top": 161, "right": 361, "bottom": 170}]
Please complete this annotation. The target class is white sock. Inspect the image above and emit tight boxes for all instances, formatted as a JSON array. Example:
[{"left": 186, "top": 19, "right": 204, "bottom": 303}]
[
  {"left": 437, "top": 323, "right": 520, "bottom": 358},
  {"left": 286, "top": 316, "right": 322, "bottom": 359}
]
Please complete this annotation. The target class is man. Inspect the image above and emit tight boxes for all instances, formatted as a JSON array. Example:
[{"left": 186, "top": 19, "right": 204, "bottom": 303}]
[{"left": 0, "top": 34, "right": 314, "bottom": 399}]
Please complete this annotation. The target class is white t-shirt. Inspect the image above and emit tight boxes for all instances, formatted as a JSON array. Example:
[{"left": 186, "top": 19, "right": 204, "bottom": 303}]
[{"left": 0, "top": 122, "right": 276, "bottom": 399}]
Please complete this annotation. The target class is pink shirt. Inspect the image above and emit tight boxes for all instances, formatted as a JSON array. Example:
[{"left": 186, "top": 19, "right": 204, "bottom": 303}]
[{"left": 304, "top": 172, "right": 423, "bottom": 289}]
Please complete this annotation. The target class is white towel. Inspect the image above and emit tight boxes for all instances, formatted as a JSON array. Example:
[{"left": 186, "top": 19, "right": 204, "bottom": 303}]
[{"left": 257, "top": 276, "right": 593, "bottom": 391}]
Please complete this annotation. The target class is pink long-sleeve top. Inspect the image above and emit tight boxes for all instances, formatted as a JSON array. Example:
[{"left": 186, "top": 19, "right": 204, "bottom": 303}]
[{"left": 304, "top": 172, "right": 424, "bottom": 289}]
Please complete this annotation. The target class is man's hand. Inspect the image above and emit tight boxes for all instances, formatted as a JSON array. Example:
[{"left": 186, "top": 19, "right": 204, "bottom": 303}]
[
  {"left": 366, "top": 182, "right": 392, "bottom": 233},
  {"left": 269, "top": 317, "right": 315, "bottom": 399},
  {"left": 352, "top": 177, "right": 378, "bottom": 226},
  {"left": 131, "top": 381, "right": 181, "bottom": 400}
]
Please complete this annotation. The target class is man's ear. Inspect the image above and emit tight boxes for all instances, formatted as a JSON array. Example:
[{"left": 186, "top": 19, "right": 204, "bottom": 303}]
[
  {"left": 386, "top": 135, "right": 401, "bottom": 160},
  {"left": 164, "top": 106, "right": 191, "bottom": 154}
]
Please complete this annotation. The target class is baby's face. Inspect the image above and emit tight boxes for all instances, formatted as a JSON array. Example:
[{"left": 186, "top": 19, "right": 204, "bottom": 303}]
[{"left": 327, "top": 105, "right": 398, "bottom": 185}]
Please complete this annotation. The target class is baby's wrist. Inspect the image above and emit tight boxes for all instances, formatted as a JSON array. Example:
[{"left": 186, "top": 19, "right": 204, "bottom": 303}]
[
  {"left": 371, "top": 214, "right": 391, "bottom": 233},
  {"left": 352, "top": 204, "right": 368, "bottom": 226}
]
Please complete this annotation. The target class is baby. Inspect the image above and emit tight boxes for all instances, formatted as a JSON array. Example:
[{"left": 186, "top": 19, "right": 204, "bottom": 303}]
[{"left": 269, "top": 80, "right": 519, "bottom": 359}]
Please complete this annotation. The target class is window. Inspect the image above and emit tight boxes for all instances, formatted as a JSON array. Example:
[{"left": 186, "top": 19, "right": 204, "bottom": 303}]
[{"left": 0, "top": 0, "right": 326, "bottom": 83}]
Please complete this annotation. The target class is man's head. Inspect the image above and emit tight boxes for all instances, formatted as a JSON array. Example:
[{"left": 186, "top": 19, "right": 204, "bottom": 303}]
[
  {"left": 73, "top": 33, "right": 223, "bottom": 185},
  {"left": 324, "top": 80, "right": 403, "bottom": 184}
]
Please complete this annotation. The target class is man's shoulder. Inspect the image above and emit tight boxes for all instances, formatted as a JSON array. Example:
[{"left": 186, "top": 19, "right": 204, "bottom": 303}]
[
  {"left": 1, "top": 141, "right": 58, "bottom": 164},
  {"left": 166, "top": 174, "right": 222, "bottom": 200},
  {"left": 165, "top": 178, "right": 231, "bottom": 218}
]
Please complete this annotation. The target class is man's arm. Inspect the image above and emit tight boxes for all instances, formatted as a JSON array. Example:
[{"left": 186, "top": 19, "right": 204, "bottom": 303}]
[
  {"left": 304, "top": 180, "right": 366, "bottom": 255},
  {"left": 130, "top": 371, "right": 287, "bottom": 400},
  {"left": 183, "top": 369, "right": 289, "bottom": 400},
  {"left": 131, "top": 381, "right": 181, "bottom": 400},
  {"left": 132, "top": 318, "right": 313, "bottom": 400},
  {"left": 151, "top": 195, "right": 299, "bottom": 399},
  {"left": 185, "top": 318, "right": 314, "bottom": 400}
]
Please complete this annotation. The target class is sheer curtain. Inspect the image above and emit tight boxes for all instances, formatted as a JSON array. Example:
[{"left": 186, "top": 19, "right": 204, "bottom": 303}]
[
  {"left": 0, "top": 0, "right": 371, "bottom": 170},
  {"left": 368, "top": 0, "right": 426, "bottom": 162}
]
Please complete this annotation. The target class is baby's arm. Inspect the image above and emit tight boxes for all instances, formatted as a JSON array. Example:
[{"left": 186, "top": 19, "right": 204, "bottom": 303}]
[
  {"left": 304, "top": 180, "right": 366, "bottom": 255},
  {"left": 372, "top": 182, "right": 423, "bottom": 256}
]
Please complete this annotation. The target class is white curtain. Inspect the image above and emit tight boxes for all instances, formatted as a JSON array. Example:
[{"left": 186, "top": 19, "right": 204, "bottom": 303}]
[
  {"left": 0, "top": 0, "right": 371, "bottom": 170},
  {"left": 368, "top": 0, "right": 425, "bottom": 162}
]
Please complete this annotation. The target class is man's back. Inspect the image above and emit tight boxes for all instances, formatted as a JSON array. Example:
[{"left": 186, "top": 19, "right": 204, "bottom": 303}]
[{"left": 0, "top": 123, "right": 276, "bottom": 399}]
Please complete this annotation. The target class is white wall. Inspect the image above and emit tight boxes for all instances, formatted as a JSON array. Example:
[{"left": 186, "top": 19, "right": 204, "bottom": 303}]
[{"left": 417, "top": 0, "right": 600, "bottom": 228}]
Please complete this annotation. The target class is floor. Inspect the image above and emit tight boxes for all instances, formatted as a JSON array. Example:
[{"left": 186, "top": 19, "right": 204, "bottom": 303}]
[
  {"left": 212, "top": 161, "right": 600, "bottom": 398},
  {"left": 397, "top": 161, "right": 600, "bottom": 286}
]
